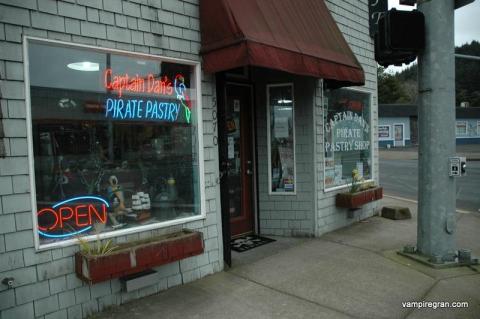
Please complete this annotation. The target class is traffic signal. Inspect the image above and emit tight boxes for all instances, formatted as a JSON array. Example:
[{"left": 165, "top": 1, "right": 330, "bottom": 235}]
[
  {"left": 399, "top": 0, "right": 416, "bottom": 5},
  {"left": 398, "top": 0, "right": 475, "bottom": 9},
  {"left": 374, "top": 9, "right": 425, "bottom": 67},
  {"left": 455, "top": 0, "right": 475, "bottom": 9},
  {"left": 386, "top": 9, "right": 424, "bottom": 51}
]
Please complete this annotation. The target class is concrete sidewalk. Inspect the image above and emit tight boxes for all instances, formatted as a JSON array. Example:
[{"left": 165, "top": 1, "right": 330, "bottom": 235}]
[{"left": 92, "top": 197, "right": 480, "bottom": 319}]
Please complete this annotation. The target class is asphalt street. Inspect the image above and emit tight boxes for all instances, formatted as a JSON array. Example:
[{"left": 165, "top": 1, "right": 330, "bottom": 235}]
[{"left": 380, "top": 159, "right": 480, "bottom": 212}]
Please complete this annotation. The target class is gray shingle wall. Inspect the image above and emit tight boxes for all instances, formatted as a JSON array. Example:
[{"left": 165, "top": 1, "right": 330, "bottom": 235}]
[
  {"left": 254, "top": 69, "right": 316, "bottom": 237},
  {"left": 0, "top": 1, "right": 223, "bottom": 318},
  {"left": 315, "top": 0, "right": 380, "bottom": 236},
  {"left": 254, "top": 1, "right": 379, "bottom": 238}
]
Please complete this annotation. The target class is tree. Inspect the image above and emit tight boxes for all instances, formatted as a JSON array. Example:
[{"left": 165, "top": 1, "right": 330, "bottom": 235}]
[
  {"left": 455, "top": 41, "right": 480, "bottom": 107},
  {"left": 377, "top": 41, "right": 480, "bottom": 107},
  {"left": 377, "top": 67, "right": 410, "bottom": 104}
]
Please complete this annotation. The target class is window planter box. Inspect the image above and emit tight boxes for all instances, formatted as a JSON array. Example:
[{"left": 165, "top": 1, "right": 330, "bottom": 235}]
[
  {"left": 75, "top": 229, "right": 204, "bottom": 284},
  {"left": 335, "top": 187, "right": 383, "bottom": 209}
]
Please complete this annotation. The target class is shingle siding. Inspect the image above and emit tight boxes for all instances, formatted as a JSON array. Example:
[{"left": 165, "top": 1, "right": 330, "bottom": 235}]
[
  {"left": 0, "top": 1, "right": 222, "bottom": 318},
  {"left": 255, "top": 70, "right": 316, "bottom": 237},
  {"left": 315, "top": 0, "right": 379, "bottom": 236},
  {"left": 0, "top": 0, "right": 378, "bottom": 317}
]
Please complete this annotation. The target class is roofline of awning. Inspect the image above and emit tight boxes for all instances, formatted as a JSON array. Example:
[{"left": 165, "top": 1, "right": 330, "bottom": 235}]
[
  {"left": 200, "top": 38, "right": 362, "bottom": 71},
  {"left": 202, "top": 41, "right": 365, "bottom": 86},
  {"left": 199, "top": 0, "right": 366, "bottom": 86}
]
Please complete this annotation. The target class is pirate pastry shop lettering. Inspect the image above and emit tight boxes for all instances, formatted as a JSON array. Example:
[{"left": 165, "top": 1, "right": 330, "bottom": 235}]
[{"left": 105, "top": 98, "right": 180, "bottom": 122}]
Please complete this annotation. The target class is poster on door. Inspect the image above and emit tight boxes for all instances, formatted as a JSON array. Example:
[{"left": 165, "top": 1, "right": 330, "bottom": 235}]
[
  {"left": 274, "top": 117, "right": 289, "bottom": 138},
  {"left": 277, "top": 145, "right": 295, "bottom": 192}
]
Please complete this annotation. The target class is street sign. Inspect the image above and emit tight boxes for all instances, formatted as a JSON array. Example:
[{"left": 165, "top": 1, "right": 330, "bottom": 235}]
[{"left": 369, "top": 0, "right": 388, "bottom": 37}]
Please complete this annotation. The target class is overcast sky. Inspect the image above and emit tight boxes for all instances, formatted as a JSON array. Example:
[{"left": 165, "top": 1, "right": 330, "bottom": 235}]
[{"left": 386, "top": 0, "right": 480, "bottom": 72}]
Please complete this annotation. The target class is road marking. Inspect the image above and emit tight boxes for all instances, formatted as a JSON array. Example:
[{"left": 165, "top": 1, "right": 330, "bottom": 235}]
[
  {"left": 384, "top": 194, "right": 417, "bottom": 204},
  {"left": 384, "top": 194, "right": 472, "bottom": 214}
]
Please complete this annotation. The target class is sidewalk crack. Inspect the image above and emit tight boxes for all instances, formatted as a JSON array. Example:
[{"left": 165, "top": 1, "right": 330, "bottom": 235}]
[
  {"left": 228, "top": 271, "right": 361, "bottom": 319},
  {"left": 402, "top": 280, "right": 439, "bottom": 319}
]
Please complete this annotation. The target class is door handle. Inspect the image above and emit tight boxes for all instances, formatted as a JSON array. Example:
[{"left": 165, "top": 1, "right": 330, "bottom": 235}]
[{"left": 246, "top": 160, "right": 253, "bottom": 175}]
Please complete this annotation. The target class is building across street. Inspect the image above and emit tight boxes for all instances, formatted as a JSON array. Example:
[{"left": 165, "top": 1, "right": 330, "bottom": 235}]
[{"left": 378, "top": 104, "right": 480, "bottom": 147}]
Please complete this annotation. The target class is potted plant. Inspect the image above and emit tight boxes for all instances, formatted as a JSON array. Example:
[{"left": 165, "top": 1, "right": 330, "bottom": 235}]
[
  {"left": 75, "top": 229, "right": 204, "bottom": 284},
  {"left": 335, "top": 169, "right": 383, "bottom": 209}
]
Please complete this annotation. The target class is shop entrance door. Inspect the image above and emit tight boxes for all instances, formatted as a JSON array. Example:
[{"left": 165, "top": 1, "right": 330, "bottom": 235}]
[
  {"left": 219, "top": 83, "right": 255, "bottom": 240},
  {"left": 394, "top": 124, "right": 405, "bottom": 147}
]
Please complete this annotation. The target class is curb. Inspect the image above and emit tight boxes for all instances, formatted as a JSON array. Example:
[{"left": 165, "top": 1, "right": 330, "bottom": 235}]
[{"left": 383, "top": 194, "right": 473, "bottom": 214}]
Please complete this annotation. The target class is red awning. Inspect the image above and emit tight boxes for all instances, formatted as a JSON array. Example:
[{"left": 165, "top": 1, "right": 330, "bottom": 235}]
[{"left": 200, "top": 0, "right": 365, "bottom": 86}]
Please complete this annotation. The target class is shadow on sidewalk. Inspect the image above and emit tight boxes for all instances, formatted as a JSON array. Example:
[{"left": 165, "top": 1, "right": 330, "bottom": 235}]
[{"left": 92, "top": 196, "right": 480, "bottom": 319}]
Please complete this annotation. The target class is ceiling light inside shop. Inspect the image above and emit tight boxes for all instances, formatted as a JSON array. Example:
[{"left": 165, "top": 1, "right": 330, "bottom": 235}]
[
  {"left": 67, "top": 61, "right": 99, "bottom": 71},
  {"left": 277, "top": 99, "right": 293, "bottom": 104}
]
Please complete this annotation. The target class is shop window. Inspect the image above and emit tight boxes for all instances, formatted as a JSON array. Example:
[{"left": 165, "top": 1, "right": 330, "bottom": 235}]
[
  {"left": 267, "top": 84, "right": 296, "bottom": 194},
  {"left": 26, "top": 39, "right": 204, "bottom": 248},
  {"left": 456, "top": 121, "right": 467, "bottom": 136},
  {"left": 323, "top": 88, "right": 372, "bottom": 190},
  {"left": 477, "top": 121, "right": 480, "bottom": 135},
  {"left": 378, "top": 125, "right": 391, "bottom": 139}
]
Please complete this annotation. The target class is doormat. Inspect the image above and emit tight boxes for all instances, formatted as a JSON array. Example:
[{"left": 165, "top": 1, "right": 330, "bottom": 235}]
[{"left": 230, "top": 235, "right": 276, "bottom": 252}]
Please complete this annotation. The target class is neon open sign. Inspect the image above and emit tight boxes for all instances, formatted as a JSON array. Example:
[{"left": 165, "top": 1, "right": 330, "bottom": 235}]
[
  {"left": 103, "top": 69, "right": 192, "bottom": 123},
  {"left": 37, "top": 196, "right": 109, "bottom": 239}
]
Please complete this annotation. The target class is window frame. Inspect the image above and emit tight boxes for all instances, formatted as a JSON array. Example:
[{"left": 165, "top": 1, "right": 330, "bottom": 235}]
[
  {"left": 455, "top": 120, "right": 467, "bottom": 136},
  {"left": 322, "top": 87, "right": 374, "bottom": 193},
  {"left": 23, "top": 36, "right": 206, "bottom": 250},
  {"left": 266, "top": 83, "right": 296, "bottom": 196}
]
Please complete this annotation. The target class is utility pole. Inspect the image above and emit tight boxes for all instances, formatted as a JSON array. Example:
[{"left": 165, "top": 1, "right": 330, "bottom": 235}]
[{"left": 416, "top": 1, "right": 456, "bottom": 262}]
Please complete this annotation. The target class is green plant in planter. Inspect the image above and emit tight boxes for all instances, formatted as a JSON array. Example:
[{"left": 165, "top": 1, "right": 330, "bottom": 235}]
[
  {"left": 75, "top": 223, "right": 118, "bottom": 256},
  {"left": 78, "top": 236, "right": 118, "bottom": 256},
  {"left": 359, "top": 181, "right": 375, "bottom": 191},
  {"left": 349, "top": 169, "right": 363, "bottom": 193}
]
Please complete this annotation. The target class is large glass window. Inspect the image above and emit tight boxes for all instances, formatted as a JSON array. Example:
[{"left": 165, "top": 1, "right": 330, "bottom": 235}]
[
  {"left": 27, "top": 39, "right": 203, "bottom": 247},
  {"left": 324, "top": 88, "right": 372, "bottom": 190},
  {"left": 267, "top": 84, "right": 295, "bottom": 194}
]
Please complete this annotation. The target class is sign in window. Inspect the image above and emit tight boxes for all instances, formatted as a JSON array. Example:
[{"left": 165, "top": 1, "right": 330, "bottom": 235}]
[
  {"left": 324, "top": 89, "right": 372, "bottom": 189},
  {"left": 267, "top": 84, "right": 296, "bottom": 194},
  {"left": 26, "top": 39, "right": 203, "bottom": 247}
]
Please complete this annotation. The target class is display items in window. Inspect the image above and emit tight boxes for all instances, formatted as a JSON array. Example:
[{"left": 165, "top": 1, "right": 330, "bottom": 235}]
[{"left": 27, "top": 40, "right": 202, "bottom": 246}]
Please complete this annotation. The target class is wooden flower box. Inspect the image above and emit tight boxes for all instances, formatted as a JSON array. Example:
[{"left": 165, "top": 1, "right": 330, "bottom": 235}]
[
  {"left": 75, "top": 229, "right": 204, "bottom": 284},
  {"left": 335, "top": 187, "right": 383, "bottom": 209}
]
